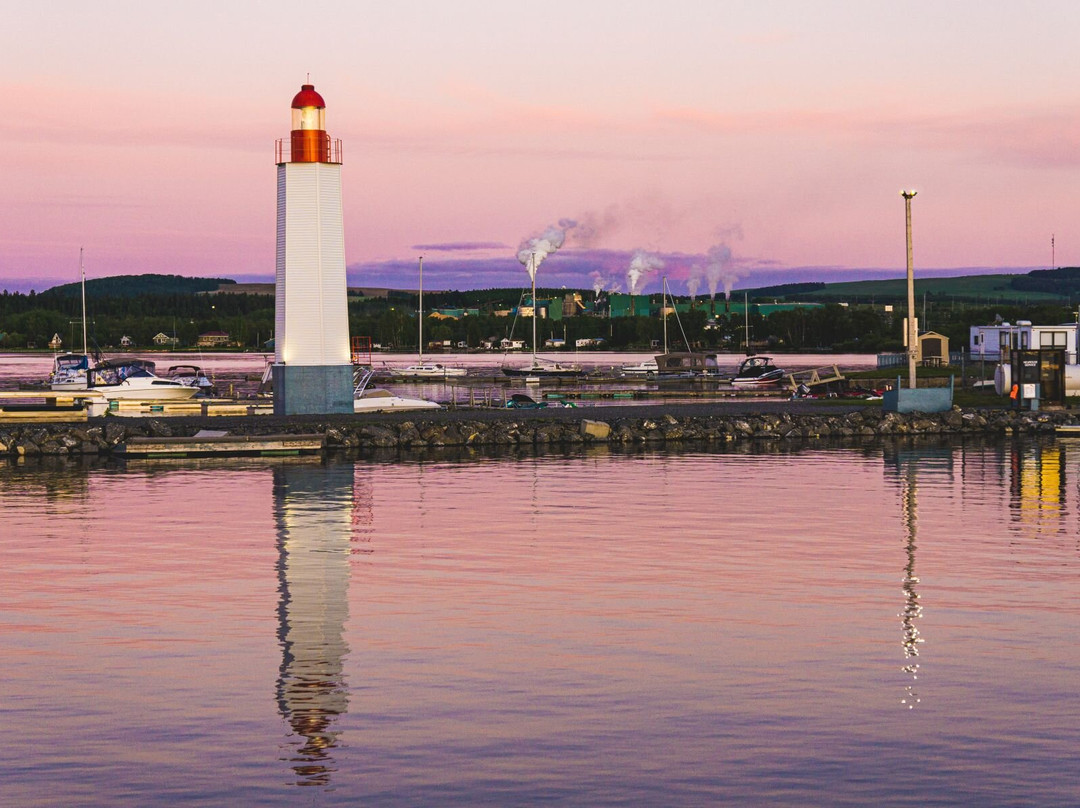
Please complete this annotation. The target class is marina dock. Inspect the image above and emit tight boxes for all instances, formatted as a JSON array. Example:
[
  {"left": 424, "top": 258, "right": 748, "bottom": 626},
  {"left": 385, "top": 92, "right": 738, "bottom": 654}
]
[{"left": 115, "top": 433, "right": 325, "bottom": 458}]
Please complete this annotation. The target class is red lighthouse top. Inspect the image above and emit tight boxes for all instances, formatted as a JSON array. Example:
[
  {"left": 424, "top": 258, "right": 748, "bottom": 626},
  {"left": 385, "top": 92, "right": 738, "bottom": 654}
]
[
  {"left": 291, "top": 84, "right": 325, "bottom": 110},
  {"left": 279, "top": 82, "right": 341, "bottom": 164}
]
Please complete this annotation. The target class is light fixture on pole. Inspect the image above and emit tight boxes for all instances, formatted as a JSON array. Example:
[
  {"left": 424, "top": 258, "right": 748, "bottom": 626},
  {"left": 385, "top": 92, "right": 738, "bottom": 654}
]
[{"left": 902, "top": 190, "right": 918, "bottom": 390}]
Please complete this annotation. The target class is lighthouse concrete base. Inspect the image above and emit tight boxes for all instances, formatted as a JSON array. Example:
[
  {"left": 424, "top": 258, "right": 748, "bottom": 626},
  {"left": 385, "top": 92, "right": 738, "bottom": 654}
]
[{"left": 272, "top": 364, "right": 354, "bottom": 416}]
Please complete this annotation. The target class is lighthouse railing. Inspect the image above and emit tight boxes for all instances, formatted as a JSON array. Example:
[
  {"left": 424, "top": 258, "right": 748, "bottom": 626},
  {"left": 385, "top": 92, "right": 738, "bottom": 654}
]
[{"left": 275, "top": 137, "right": 342, "bottom": 165}]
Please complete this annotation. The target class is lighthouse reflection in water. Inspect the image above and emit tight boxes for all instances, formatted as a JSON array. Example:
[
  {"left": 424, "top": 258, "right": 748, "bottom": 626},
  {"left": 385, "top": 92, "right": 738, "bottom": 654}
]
[{"left": 273, "top": 463, "right": 361, "bottom": 786}]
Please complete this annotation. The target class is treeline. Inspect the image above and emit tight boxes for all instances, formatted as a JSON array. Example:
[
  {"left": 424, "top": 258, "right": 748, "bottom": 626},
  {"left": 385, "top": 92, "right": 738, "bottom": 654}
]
[
  {"left": 1, "top": 285, "right": 1076, "bottom": 354},
  {"left": 1010, "top": 267, "right": 1080, "bottom": 296}
]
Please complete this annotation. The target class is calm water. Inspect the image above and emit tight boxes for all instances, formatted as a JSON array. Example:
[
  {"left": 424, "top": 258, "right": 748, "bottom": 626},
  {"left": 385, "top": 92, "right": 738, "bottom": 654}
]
[{"left": 2, "top": 439, "right": 1079, "bottom": 805}]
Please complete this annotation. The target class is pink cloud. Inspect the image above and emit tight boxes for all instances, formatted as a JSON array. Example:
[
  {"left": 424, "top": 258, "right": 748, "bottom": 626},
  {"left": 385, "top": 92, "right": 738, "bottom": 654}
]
[{"left": 654, "top": 102, "right": 1080, "bottom": 168}]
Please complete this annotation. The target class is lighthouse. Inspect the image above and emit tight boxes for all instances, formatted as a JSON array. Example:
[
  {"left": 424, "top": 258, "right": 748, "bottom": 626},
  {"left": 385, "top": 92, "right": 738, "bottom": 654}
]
[{"left": 272, "top": 83, "right": 354, "bottom": 415}]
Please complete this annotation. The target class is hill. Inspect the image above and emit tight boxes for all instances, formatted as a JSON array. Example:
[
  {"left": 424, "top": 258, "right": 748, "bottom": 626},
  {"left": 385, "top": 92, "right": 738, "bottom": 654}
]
[
  {"left": 751, "top": 269, "right": 1076, "bottom": 305},
  {"left": 46, "top": 274, "right": 235, "bottom": 299}
]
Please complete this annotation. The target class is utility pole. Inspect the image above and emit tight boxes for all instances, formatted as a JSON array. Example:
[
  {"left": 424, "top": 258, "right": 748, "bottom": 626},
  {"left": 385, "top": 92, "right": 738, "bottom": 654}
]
[{"left": 902, "top": 191, "right": 918, "bottom": 389}]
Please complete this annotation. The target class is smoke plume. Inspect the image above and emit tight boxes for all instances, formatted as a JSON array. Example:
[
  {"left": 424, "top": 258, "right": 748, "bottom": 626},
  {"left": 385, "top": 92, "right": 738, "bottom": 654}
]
[
  {"left": 517, "top": 219, "right": 577, "bottom": 281},
  {"left": 686, "top": 263, "right": 703, "bottom": 299},
  {"left": 626, "top": 250, "right": 664, "bottom": 296},
  {"left": 704, "top": 243, "right": 742, "bottom": 300}
]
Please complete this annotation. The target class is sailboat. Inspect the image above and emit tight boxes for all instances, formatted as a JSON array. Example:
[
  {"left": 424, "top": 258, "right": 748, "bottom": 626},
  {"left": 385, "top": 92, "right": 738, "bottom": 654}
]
[
  {"left": 651, "top": 276, "right": 719, "bottom": 378},
  {"left": 387, "top": 257, "right": 467, "bottom": 379},
  {"left": 501, "top": 253, "right": 584, "bottom": 378}
]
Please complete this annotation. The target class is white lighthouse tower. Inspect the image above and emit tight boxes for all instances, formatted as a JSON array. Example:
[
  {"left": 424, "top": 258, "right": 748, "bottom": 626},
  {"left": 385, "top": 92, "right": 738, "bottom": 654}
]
[{"left": 272, "top": 82, "right": 353, "bottom": 414}]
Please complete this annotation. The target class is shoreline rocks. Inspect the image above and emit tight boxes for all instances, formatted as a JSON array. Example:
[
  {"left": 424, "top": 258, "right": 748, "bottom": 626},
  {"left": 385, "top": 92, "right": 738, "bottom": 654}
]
[{"left": 0, "top": 405, "right": 1074, "bottom": 457}]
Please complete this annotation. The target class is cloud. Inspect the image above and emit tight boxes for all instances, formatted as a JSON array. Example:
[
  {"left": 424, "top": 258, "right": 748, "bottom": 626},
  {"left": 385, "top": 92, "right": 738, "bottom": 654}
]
[
  {"left": 654, "top": 102, "right": 1080, "bottom": 168},
  {"left": 410, "top": 241, "right": 509, "bottom": 252}
]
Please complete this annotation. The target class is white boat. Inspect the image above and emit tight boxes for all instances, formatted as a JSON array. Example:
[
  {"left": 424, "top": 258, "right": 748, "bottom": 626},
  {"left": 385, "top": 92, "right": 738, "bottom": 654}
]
[
  {"left": 51, "top": 355, "right": 199, "bottom": 401},
  {"left": 387, "top": 257, "right": 467, "bottom": 379},
  {"left": 167, "top": 364, "right": 217, "bottom": 396},
  {"left": 388, "top": 362, "right": 468, "bottom": 379},
  {"left": 620, "top": 358, "right": 658, "bottom": 376},
  {"left": 501, "top": 359, "right": 584, "bottom": 378},
  {"left": 352, "top": 366, "right": 441, "bottom": 412},
  {"left": 353, "top": 388, "right": 442, "bottom": 412},
  {"left": 82, "top": 358, "right": 200, "bottom": 401},
  {"left": 50, "top": 352, "right": 96, "bottom": 393}
]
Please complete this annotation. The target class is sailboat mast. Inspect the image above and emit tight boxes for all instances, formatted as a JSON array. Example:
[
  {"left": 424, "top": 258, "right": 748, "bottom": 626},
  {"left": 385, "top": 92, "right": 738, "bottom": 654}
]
[
  {"left": 531, "top": 253, "right": 537, "bottom": 366},
  {"left": 80, "top": 247, "right": 87, "bottom": 356},
  {"left": 418, "top": 256, "right": 423, "bottom": 365},
  {"left": 744, "top": 292, "right": 749, "bottom": 353},
  {"left": 662, "top": 276, "right": 668, "bottom": 354}
]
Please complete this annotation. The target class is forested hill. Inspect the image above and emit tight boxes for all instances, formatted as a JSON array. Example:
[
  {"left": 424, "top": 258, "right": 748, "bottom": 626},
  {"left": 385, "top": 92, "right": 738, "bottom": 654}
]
[
  {"left": 1009, "top": 267, "right": 1080, "bottom": 297},
  {"left": 46, "top": 274, "right": 234, "bottom": 299}
]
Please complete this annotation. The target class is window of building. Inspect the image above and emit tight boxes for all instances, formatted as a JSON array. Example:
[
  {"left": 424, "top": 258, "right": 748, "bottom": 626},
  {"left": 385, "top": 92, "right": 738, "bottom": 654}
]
[{"left": 1039, "top": 331, "right": 1067, "bottom": 348}]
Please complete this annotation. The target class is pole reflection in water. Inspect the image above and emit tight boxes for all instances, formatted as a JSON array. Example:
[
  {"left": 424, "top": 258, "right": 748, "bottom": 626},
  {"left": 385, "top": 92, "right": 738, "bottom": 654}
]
[
  {"left": 886, "top": 446, "right": 953, "bottom": 710},
  {"left": 273, "top": 463, "right": 358, "bottom": 786}
]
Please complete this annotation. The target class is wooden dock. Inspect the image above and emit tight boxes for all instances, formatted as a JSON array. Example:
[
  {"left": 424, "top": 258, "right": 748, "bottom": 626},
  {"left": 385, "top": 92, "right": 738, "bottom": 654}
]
[
  {"left": 115, "top": 433, "right": 325, "bottom": 458},
  {"left": 105, "top": 399, "right": 274, "bottom": 417},
  {"left": 0, "top": 390, "right": 103, "bottom": 423}
]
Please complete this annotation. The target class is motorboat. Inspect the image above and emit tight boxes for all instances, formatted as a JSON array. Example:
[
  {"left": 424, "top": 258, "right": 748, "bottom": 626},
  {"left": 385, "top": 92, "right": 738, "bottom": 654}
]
[
  {"left": 50, "top": 353, "right": 96, "bottom": 393},
  {"left": 352, "top": 365, "right": 441, "bottom": 412},
  {"left": 620, "top": 358, "right": 659, "bottom": 376},
  {"left": 501, "top": 360, "right": 584, "bottom": 378},
  {"left": 388, "top": 362, "right": 468, "bottom": 379},
  {"left": 504, "top": 393, "right": 575, "bottom": 409},
  {"left": 167, "top": 365, "right": 217, "bottom": 396},
  {"left": 731, "top": 355, "right": 786, "bottom": 387},
  {"left": 51, "top": 356, "right": 200, "bottom": 401},
  {"left": 353, "top": 388, "right": 442, "bottom": 412}
]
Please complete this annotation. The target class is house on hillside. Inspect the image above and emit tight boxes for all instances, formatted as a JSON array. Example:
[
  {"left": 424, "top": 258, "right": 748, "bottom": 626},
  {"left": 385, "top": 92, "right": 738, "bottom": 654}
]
[
  {"left": 153, "top": 332, "right": 179, "bottom": 347},
  {"left": 197, "top": 330, "right": 231, "bottom": 348}
]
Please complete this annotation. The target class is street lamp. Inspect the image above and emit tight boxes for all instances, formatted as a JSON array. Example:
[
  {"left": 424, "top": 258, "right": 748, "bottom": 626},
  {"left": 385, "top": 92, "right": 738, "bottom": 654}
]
[{"left": 902, "top": 190, "right": 918, "bottom": 389}]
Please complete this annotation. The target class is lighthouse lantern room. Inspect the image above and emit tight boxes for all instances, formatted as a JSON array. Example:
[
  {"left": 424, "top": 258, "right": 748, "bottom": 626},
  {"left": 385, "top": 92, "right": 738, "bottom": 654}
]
[{"left": 272, "top": 82, "right": 353, "bottom": 415}]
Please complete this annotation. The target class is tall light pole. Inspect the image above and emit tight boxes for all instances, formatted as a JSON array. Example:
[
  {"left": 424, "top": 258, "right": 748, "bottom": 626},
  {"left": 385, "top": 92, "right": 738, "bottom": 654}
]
[{"left": 902, "top": 190, "right": 918, "bottom": 389}]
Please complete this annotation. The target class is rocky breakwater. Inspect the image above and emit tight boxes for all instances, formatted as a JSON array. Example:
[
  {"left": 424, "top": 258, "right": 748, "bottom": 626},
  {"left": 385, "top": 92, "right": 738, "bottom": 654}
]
[{"left": 0, "top": 406, "right": 1077, "bottom": 457}]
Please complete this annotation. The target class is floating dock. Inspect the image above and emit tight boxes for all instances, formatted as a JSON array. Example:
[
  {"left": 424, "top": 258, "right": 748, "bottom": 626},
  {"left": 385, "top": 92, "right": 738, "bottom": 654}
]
[
  {"left": 115, "top": 433, "right": 325, "bottom": 458},
  {"left": 0, "top": 390, "right": 102, "bottom": 422}
]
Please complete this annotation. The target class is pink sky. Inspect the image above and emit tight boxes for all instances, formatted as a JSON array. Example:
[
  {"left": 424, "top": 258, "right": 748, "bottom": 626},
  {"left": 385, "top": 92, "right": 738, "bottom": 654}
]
[{"left": 4, "top": 1, "right": 1080, "bottom": 292}]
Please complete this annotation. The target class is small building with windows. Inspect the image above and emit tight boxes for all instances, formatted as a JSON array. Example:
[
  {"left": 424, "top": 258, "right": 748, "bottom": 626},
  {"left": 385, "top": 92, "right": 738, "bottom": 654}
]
[
  {"left": 969, "top": 321, "right": 1078, "bottom": 363},
  {"left": 153, "top": 332, "right": 179, "bottom": 347},
  {"left": 197, "top": 330, "right": 231, "bottom": 348}
]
